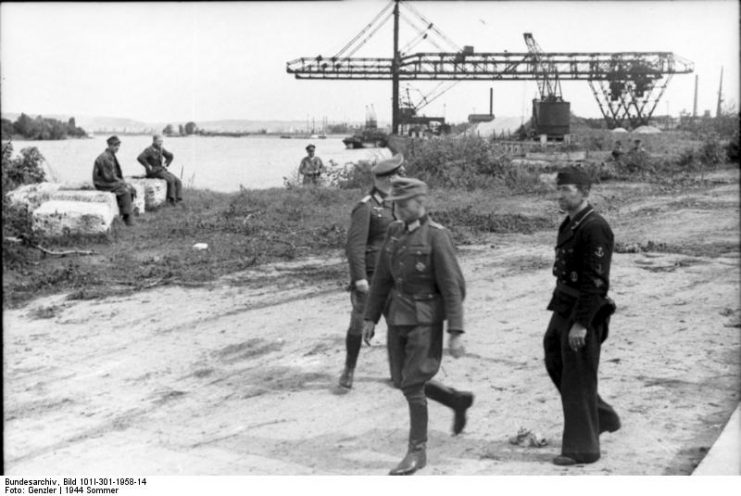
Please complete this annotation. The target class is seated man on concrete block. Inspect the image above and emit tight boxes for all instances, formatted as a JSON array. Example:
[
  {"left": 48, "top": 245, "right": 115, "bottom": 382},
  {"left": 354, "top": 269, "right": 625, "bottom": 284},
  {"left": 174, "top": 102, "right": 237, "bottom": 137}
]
[
  {"left": 93, "top": 135, "right": 137, "bottom": 226},
  {"left": 137, "top": 134, "right": 183, "bottom": 206}
]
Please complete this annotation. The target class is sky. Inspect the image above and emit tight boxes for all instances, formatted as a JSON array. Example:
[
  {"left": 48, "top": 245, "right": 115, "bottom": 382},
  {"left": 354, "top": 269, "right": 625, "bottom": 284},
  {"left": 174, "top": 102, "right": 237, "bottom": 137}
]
[{"left": 1, "top": 0, "right": 738, "bottom": 125}]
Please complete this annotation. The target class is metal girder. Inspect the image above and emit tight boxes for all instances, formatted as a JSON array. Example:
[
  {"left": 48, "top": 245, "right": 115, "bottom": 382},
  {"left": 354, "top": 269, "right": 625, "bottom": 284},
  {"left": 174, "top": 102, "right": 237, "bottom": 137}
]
[
  {"left": 287, "top": 51, "right": 694, "bottom": 81},
  {"left": 588, "top": 74, "right": 674, "bottom": 129}
]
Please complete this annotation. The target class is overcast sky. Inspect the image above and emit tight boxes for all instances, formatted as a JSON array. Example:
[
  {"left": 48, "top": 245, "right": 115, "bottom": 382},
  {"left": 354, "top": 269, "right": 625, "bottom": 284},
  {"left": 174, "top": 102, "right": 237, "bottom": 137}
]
[{"left": 1, "top": 1, "right": 738, "bottom": 124}]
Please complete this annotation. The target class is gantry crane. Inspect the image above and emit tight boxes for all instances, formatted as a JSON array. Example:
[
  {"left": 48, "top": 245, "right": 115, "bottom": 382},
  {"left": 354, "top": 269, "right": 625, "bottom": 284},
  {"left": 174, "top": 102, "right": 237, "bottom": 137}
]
[
  {"left": 523, "top": 32, "right": 569, "bottom": 138},
  {"left": 287, "top": 0, "right": 694, "bottom": 132}
]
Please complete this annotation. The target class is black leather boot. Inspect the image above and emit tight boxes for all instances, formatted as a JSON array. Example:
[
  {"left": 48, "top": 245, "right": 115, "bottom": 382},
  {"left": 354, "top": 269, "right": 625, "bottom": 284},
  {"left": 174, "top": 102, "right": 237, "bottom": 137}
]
[
  {"left": 338, "top": 366, "right": 354, "bottom": 389},
  {"left": 389, "top": 443, "right": 426, "bottom": 475},
  {"left": 424, "top": 381, "right": 474, "bottom": 435},
  {"left": 452, "top": 391, "right": 474, "bottom": 435}
]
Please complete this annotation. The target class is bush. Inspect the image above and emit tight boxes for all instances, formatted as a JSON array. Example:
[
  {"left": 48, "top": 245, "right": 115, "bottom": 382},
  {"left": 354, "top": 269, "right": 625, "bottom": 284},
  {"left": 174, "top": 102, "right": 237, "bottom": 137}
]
[
  {"left": 2, "top": 142, "right": 47, "bottom": 266},
  {"left": 403, "top": 135, "right": 507, "bottom": 190},
  {"left": 324, "top": 160, "right": 373, "bottom": 190},
  {"left": 725, "top": 129, "right": 739, "bottom": 163},
  {"left": 2, "top": 143, "right": 46, "bottom": 191}
]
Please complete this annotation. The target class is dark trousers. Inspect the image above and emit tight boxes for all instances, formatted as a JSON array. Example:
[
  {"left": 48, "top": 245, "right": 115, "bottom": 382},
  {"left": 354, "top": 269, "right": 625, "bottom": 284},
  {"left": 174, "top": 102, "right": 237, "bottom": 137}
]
[
  {"left": 345, "top": 289, "right": 395, "bottom": 380},
  {"left": 389, "top": 324, "right": 464, "bottom": 446},
  {"left": 96, "top": 184, "right": 134, "bottom": 216},
  {"left": 148, "top": 168, "right": 182, "bottom": 202},
  {"left": 543, "top": 312, "right": 620, "bottom": 462}
]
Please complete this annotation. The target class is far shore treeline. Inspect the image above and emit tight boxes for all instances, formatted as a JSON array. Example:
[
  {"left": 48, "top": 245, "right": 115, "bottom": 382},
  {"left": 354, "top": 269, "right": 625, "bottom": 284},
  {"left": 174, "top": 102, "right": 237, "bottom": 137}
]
[{"left": 1, "top": 113, "right": 88, "bottom": 141}]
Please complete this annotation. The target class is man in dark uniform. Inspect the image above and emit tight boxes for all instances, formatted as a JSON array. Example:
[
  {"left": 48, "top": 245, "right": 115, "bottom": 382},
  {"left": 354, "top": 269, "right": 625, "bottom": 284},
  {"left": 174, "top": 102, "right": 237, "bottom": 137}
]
[
  {"left": 93, "top": 136, "right": 137, "bottom": 226},
  {"left": 339, "top": 154, "right": 404, "bottom": 390},
  {"left": 362, "top": 177, "right": 474, "bottom": 476},
  {"left": 544, "top": 167, "right": 620, "bottom": 466},
  {"left": 137, "top": 134, "right": 182, "bottom": 205},
  {"left": 298, "top": 144, "right": 325, "bottom": 186}
]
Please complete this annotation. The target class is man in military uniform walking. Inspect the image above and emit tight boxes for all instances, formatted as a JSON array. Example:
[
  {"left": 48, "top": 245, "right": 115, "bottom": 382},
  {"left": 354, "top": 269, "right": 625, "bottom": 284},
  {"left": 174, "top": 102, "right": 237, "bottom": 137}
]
[
  {"left": 93, "top": 135, "right": 137, "bottom": 226},
  {"left": 544, "top": 167, "right": 620, "bottom": 466},
  {"left": 298, "top": 144, "right": 325, "bottom": 186},
  {"left": 137, "top": 134, "right": 182, "bottom": 205},
  {"left": 362, "top": 177, "right": 474, "bottom": 475},
  {"left": 339, "top": 154, "right": 404, "bottom": 390}
]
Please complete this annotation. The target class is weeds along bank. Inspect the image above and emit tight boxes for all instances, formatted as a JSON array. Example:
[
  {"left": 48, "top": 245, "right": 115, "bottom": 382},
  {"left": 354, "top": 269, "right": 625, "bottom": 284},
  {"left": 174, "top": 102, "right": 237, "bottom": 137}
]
[{"left": 2, "top": 128, "right": 739, "bottom": 308}]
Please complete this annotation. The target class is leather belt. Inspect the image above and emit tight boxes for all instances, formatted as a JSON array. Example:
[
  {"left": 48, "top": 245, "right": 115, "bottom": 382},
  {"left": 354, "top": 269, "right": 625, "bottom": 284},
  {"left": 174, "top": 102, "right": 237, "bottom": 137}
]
[{"left": 556, "top": 282, "right": 581, "bottom": 298}]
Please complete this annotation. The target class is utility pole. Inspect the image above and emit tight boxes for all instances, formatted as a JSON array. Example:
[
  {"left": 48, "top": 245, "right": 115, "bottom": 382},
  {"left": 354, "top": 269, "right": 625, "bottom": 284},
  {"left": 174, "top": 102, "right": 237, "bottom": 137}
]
[
  {"left": 692, "top": 74, "right": 698, "bottom": 119},
  {"left": 716, "top": 66, "right": 724, "bottom": 118},
  {"left": 391, "top": 0, "right": 400, "bottom": 135}
]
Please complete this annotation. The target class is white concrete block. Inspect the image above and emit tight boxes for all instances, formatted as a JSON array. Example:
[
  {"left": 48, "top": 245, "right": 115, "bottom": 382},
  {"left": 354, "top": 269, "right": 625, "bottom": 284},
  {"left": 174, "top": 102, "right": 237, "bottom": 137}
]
[
  {"left": 128, "top": 182, "right": 146, "bottom": 215},
  {"left": 6, "top": 182, "right": 62, "bottom": 212},
  {"left": 126, "top": 178, "right": 167, "bottom": 209},
  {"left": 49, "top": 190, "right": 118, "bottom": 214},
  {"left": 56, "top": 184, "right": 144, "bottom": 215},
  {"left": 32, "top": 201, "right": 116, "bottom": 237},
  {"left": 58, "top": 181, "right": 95, "bottom": 191}
]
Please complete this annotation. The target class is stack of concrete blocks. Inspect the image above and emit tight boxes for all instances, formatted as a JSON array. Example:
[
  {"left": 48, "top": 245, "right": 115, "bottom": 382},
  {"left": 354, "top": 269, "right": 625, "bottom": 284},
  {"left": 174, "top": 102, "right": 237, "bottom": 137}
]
[{"left": 7, "top": 178, "right": 167, "bottom": 238}]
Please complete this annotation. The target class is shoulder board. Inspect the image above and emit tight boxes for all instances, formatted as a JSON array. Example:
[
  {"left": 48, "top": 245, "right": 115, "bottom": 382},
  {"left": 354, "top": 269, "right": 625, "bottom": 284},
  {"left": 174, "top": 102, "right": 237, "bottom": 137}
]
[
  {"left": 428, "top": 220, "right": 446, "bottom": 230},
  {"left": 360, "top": 195, "right": 372, "bottom": 203}
]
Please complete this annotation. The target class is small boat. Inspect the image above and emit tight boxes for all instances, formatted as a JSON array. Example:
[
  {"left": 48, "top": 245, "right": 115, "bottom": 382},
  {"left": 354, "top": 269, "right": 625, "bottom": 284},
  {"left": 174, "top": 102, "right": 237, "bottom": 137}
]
[{"left": 280, "top": 135, "right": 292, "bottom": 139}]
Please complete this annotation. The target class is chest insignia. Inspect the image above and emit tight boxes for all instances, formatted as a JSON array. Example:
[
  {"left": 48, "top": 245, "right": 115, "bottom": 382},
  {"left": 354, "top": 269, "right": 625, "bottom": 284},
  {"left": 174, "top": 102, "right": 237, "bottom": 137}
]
[
  {"left": 570, "top": 271, "right": 578, "bottom": 282},
  {"left": 415, "top": 262, "right": 426, "bottom": 272},
  {"left": 595, "top": 246, "right": 604, "bottom": 258}
]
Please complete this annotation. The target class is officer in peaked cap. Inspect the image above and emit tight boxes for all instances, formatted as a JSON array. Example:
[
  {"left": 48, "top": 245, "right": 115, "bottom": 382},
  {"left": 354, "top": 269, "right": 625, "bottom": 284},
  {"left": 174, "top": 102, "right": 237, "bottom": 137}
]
[
  {"left": 362, "top": 176, "right": 474, "bottom": 475},
  {"left": 339, "top": 154, "right": 404, "bottom": 390},
  {"left": 544, "top": 166, "right": 620, "bottom": 466},
  {"left": 299, "top": 144, "right": 325, "bottom": 186}
]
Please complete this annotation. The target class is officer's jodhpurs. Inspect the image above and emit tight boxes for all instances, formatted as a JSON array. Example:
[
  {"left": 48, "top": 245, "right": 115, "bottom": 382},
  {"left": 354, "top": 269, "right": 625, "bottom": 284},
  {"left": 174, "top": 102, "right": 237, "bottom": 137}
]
[
  {"left": 389, "top": 322, "right": 462, "bottom": 446},
  {"left": 543, "top": 311, "right": 619, "bottom": 463}
]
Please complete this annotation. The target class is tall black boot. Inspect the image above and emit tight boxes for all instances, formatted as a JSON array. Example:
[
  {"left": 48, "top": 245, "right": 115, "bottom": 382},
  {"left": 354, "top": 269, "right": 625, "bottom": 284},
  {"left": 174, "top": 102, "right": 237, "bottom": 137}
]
[
  {"left": 390, "top": 399, "right": 428, "bottom": 475},
  {"left": 339, "top": 333, "right": 362, "bottom": 389},
  {"left": 425, "top": 381, "right": 474, "bottom": 435}
]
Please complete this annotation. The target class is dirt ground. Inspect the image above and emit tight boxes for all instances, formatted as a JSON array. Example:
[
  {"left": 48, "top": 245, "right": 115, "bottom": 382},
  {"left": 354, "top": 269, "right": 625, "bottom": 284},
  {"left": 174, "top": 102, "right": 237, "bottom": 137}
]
[{"left": 4, "top": 169, "right": 740, "bottom": 475}]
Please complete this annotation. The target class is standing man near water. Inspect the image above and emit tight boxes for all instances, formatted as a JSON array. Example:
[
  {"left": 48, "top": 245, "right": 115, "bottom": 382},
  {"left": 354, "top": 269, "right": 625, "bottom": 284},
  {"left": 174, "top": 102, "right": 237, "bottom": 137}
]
[
  {"left": 298, "top": 144, "right": 325, "bottom": 186},
  {"left": 93, "top": 135, "right": 137, "bottom": 226},
  {"left": 339, "top": 154, "right": 403, "bottom": 390},
  {"left": 543, "top": 167, "right": 620, "bottom": 466},
  {"left": 137, "top": 134, "right": 182, "bottom": 205},
  {"left": 362, "top": 177, "right": 474, "bottom": 475}
]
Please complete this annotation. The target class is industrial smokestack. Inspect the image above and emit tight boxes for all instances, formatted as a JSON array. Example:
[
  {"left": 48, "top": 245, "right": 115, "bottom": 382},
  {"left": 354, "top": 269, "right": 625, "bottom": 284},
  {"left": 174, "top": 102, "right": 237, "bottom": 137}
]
[
  {"left": 489, "top": 87, "right": 493, "bottom": 115},
  {"left": 692, "top": 75, "right": 698, "bottom": 118},
  {"left": 716, "top": 66, "right": 724, "bottom": 118}
]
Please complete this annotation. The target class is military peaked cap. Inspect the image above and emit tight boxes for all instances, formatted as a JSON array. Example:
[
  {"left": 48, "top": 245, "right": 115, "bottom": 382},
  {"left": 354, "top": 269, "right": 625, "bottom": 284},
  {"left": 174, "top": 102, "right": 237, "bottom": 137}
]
[
  {"left": 387, "top": 177, "right": 428, "bottom": 201},
  {"left": 372, "top": 153, "right": 404, "bottom": 177},
  {"left": 556, "top": 167, "right": 591, "bottom": 187},
  {"left": 107, "top": 135, "right": 121, "bottom": 145}
]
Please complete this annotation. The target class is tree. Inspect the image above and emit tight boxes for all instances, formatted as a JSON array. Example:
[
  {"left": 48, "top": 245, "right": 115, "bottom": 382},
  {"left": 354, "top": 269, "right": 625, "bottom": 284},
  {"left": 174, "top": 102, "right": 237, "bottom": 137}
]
[
  {"left": 13, "top": 113, "right": 34, "bottom": 137},
  {"left": 163, "top": 124, "right": 175, "bottom": 136},
  {"left": 184, "top": 122, "right": 198, "bottom": 135},
  {"left": 1, "top": 119, "right": 14, "bottom": 140}
]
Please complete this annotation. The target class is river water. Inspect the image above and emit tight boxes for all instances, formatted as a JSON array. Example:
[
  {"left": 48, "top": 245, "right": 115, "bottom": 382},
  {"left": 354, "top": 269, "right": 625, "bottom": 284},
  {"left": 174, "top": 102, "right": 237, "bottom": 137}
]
[{"left": 7, "top": 135, "right": 391, "bottom": 192}]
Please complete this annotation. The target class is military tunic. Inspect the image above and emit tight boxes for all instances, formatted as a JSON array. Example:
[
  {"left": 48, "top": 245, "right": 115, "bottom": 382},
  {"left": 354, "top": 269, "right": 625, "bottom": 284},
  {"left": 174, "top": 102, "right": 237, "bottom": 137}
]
[
  {"left": 345, "top": 189, "right": 397, "bottom": 337},
  {"left": 93, "top": 150, "right": 135, "bottom": 216},
  {"left": 137, "top": 145, "right": 181, "bottom": 202},
  {"left": 364, "top": 214, "right": 467, "bottom": 446},
  {"left": 299, "top": 156, "right": 325, "bottom": 185},
  {"left": 543, "top": 204, "right": 620, "bottom": 463}
]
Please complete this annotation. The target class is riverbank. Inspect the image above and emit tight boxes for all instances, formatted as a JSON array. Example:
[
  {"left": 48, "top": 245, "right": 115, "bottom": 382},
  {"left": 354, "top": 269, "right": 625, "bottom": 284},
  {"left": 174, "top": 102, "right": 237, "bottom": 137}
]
[{"left": 4, "top": 167, "right": 739, "bottom": 474}]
